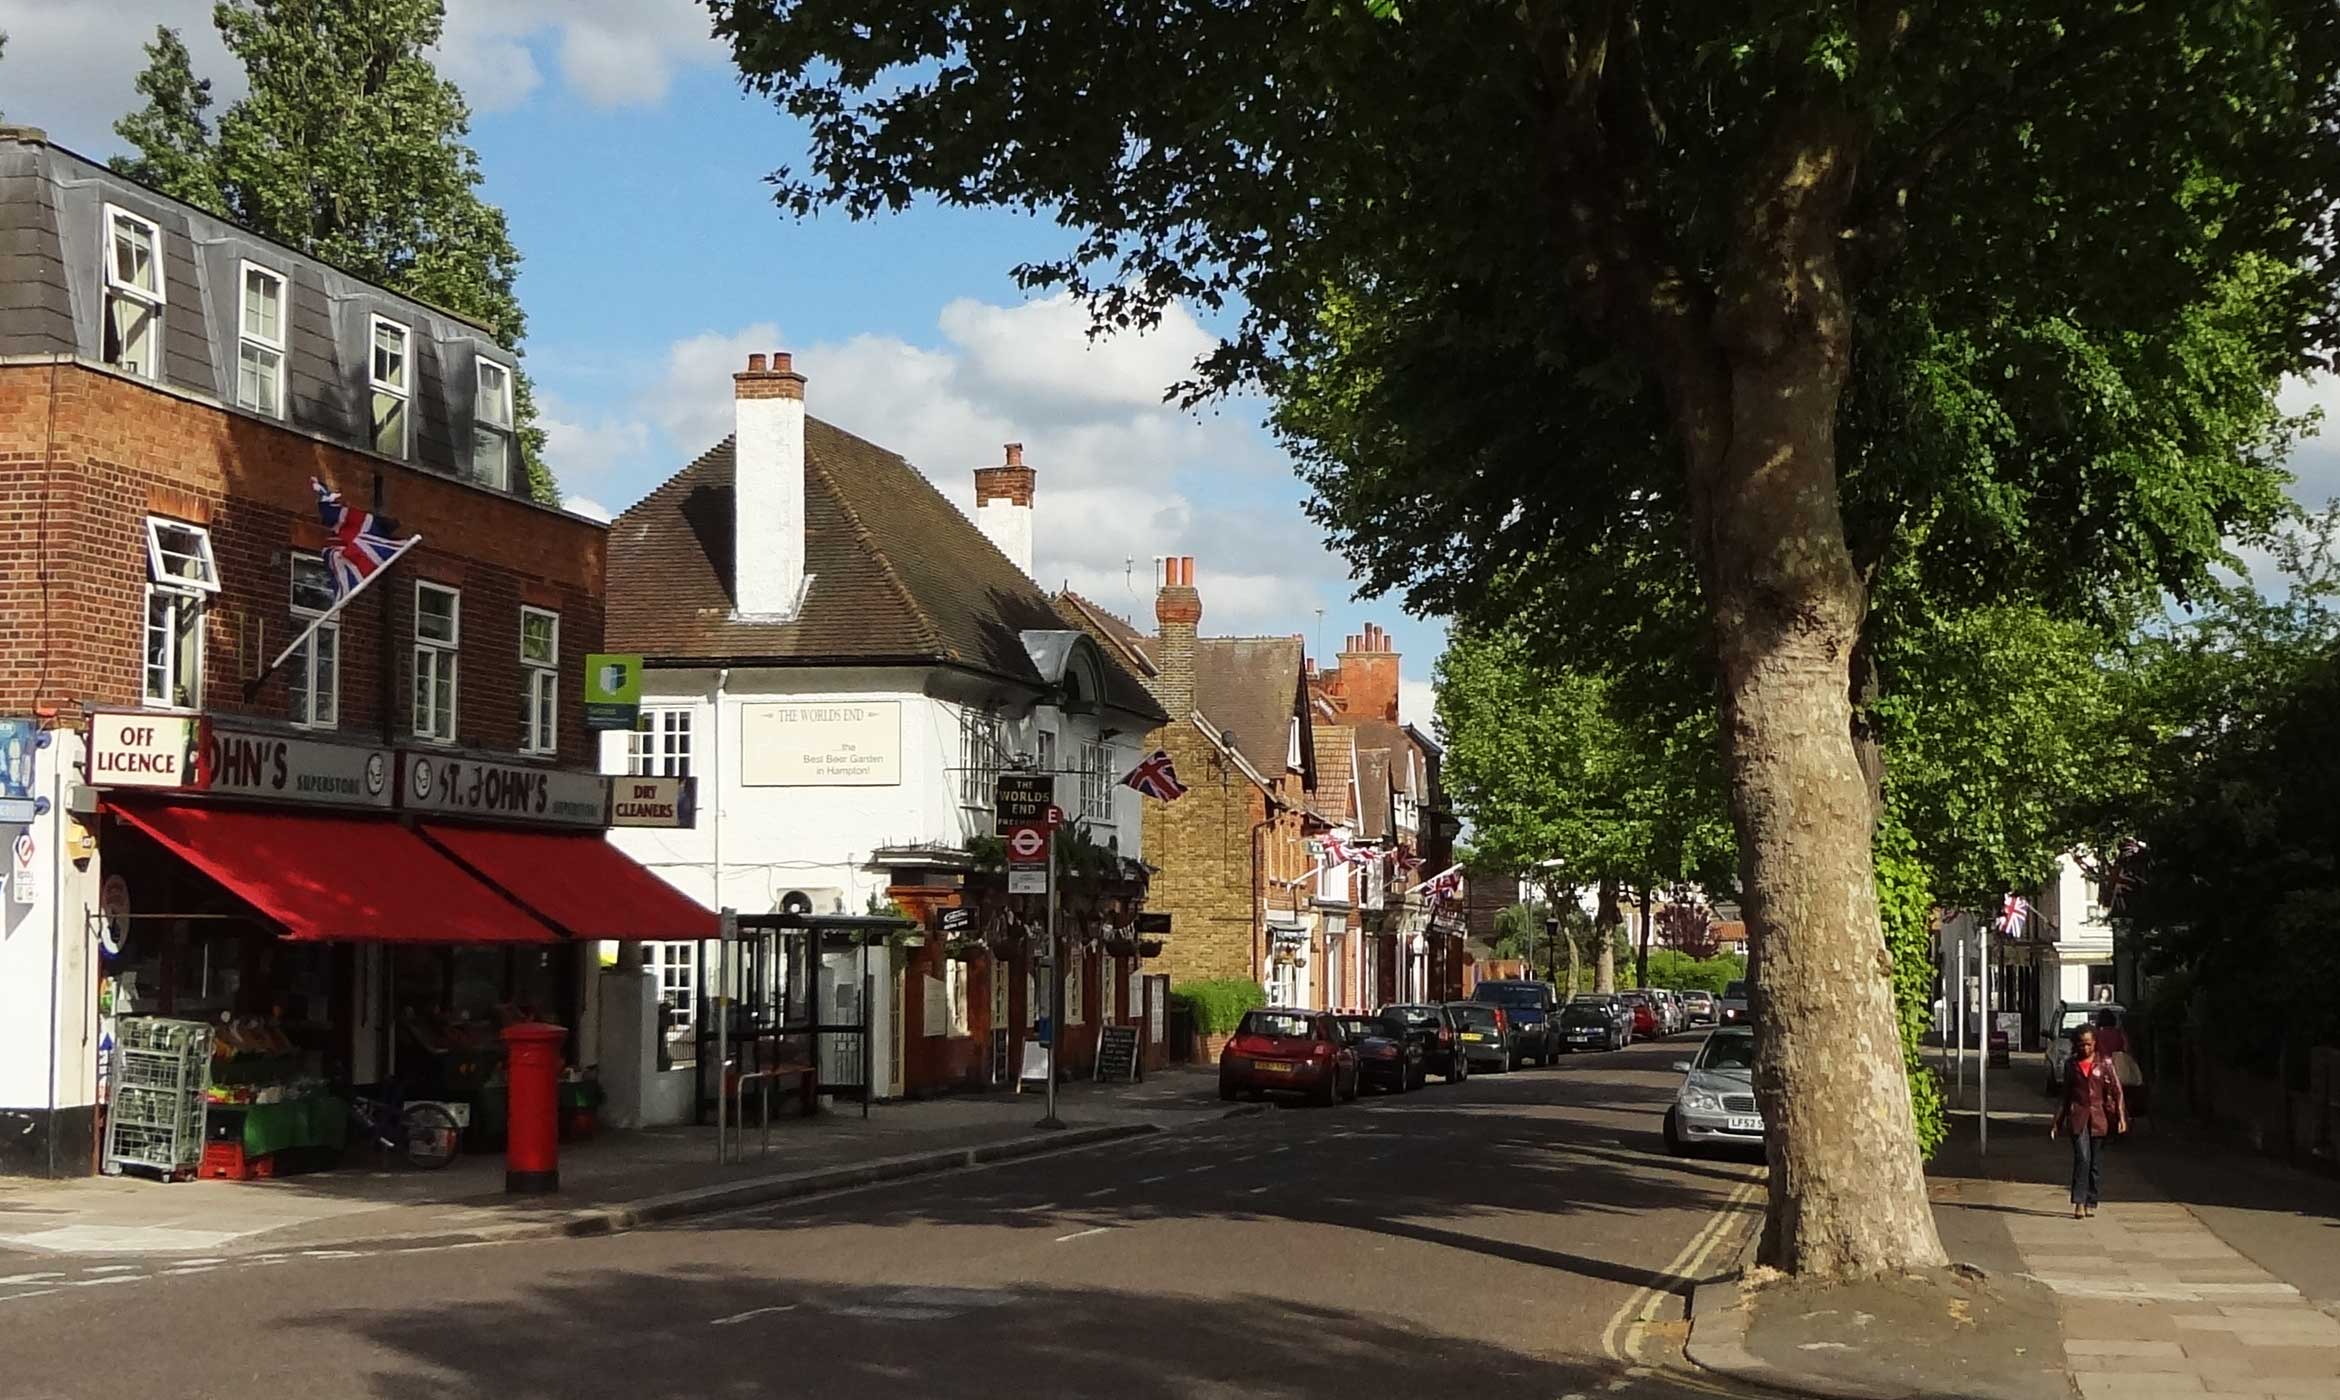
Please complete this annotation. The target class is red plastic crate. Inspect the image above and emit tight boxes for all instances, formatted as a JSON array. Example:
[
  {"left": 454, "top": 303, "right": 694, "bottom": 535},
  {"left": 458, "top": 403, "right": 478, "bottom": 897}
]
[{"left": 198, "top": 1142, "right": 275, "bottom": 1181}]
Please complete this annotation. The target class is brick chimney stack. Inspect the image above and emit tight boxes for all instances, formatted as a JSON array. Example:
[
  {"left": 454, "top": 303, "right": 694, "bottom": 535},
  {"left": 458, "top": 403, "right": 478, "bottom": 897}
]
[
  {"left": 732, "top": 350, "right": 808, "bottom": 617},
  {"left": 1154, "top": 555, "right": 1200, "bottom": 721},
  {"left": 1335, "top": 621, "right": 1401, "bottom": 723},
  {"left": 972, "top": 442, "right": 1036, "bottom": 577}
]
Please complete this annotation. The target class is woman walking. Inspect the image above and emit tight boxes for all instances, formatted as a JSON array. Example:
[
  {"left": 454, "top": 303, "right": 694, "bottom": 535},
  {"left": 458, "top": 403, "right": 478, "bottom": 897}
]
[{"left": 2050, "top": 1023, "right": 2129, "bottom": 1218}]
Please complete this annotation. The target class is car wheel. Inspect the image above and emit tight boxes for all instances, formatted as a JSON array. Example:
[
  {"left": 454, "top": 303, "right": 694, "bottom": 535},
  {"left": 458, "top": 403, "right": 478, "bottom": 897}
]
[
  {"left": 1342, "top": 1069, "right": 1360, "bottom": 1103},
  {"left": 1219, "top": 1079, "right": 1238, "bottom": 1102},
  {"left": 1664, "top": 1109, "right": 1690, "bottom": 1157},
  {"left": 1313, "top": 1072, "right": 1338, "bottom": 1107},
  {"left": 1449, "top": 1057, "right": 1466, "bottom": 1084}
]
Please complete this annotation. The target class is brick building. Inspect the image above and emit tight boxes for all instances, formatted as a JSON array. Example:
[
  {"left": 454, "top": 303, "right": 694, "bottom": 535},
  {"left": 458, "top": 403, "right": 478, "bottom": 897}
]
[{"left": 0, "top": 129, "right": 705, "bottom": 1178}]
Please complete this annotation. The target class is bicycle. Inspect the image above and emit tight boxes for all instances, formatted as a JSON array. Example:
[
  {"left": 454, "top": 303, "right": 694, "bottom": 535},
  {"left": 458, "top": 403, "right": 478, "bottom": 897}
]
[{"left": 350, "top": 1092, "right": 462, "bottom": 1170}]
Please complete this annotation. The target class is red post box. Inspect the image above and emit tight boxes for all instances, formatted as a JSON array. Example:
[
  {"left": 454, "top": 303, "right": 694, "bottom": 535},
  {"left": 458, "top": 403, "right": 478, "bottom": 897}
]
[{"left": 501, "top": 1022, "right": 567, "bottom": 1194}]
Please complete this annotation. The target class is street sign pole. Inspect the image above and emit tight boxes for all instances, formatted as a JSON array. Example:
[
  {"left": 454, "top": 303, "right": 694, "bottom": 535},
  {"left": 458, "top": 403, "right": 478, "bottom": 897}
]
[
  {"left": 1979, "top": 910, "right": 1992, "bottom": 1157},
  {"left": 1038, "top": 836, "right": 1065, "bottom": 1131}
]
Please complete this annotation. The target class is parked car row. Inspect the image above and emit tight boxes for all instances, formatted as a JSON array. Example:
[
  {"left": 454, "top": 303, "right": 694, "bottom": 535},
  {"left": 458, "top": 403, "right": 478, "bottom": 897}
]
[{"left": 1218, "top": 978, "right": 1708, "bottom": 1104}]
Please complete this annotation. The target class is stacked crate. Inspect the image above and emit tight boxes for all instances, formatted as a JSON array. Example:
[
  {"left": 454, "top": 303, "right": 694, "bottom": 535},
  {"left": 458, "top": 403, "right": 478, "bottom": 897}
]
[{"left": 103, "top": 1017, "right": 214, "bottom": 1179}]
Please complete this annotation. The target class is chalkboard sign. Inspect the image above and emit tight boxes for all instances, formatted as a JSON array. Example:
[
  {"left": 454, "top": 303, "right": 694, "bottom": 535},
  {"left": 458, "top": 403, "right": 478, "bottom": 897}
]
[{"left": 1094, "top": 1024, "right": 1141, "bottom": 1083}]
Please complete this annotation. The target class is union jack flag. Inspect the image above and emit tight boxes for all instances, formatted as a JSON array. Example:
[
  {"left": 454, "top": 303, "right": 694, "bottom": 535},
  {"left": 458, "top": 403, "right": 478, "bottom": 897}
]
[
  {"left": 1392, "top": 842, "right": 1423, "bottom": 871},
  {"left": 312, "top": 477, "right": 420, "bottom": 599},
  {"left": 1415, "top": 863, "right": 1464, "bottom": 902},
  {"left": 1119, "top": 748, "right": 1188, "bottom": 802},
  {"left": 1996, "top": 893, "right": 2032, "bottom": 938},
  {"left": 1319, "top": 831, "right": 1370, "bottom": 868}
]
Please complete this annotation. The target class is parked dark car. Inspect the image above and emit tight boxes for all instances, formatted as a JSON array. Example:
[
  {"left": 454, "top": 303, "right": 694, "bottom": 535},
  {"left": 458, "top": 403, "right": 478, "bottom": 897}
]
[
  {"left": 1335, "top": 1013, "right": 1426, "bottom": 1093},
  {"left": 1444, "top": 1001, "right": 1516, "bottom": 1072},
  {"left": 1472, "top": 979, "right": 1563, "bottom": 1066},
  {"left": 1380, "top": 1002, "right": 1470, "bottom": 1082},
  {"left": 1558, "top": 996, "right": 1629, "bottom": 1051},
  {"left": 1717, "top": 979, "right": 1751, "bottom": 1026},
  {"left": 1219, "top": 1009, "right": 1360, "bottom": 1105},
  {"left": 1618, "top": 990, "right": 1660, "bottom": 1038}
]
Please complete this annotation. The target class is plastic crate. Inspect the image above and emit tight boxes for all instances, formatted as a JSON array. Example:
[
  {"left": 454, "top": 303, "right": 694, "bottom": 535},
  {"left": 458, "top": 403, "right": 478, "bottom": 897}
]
[
  {"left": 197, "top": 1142, "right": 273, "bottom": 1181},
  {"left": 116, "top": 1018, "right": 214, "bottom": 1057}
]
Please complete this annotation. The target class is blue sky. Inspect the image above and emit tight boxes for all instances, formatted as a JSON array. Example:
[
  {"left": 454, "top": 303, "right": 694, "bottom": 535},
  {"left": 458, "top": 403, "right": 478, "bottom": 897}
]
[{"left": 0, "top": 0, "right": 1449, "bottom": 727}]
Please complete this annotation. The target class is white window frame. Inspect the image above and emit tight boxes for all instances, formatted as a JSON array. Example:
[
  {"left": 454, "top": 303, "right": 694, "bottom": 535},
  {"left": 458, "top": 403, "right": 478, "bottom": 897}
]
[
  {"left": 472, "top": 357, "right": 515, "bottom": 490},
  {"left": 236, "top": 261, "right": 288, "bottom": 417},
  {"left": 141, "top": 585, "right": 204, "bottom": 711},
  {"left": 369, "top": 314, "right": 412, "bottom": 459},
  {"left": 412, "top": 581, "right": 460, "bottom": 742},
  {"left": 518, "top": 605, "right": 559, "bottom": 755},
  {"left": 628, "top": 708, "right": 695, "bottom": 778},
  {"left": 1079, "top": 739, "right": 1114, "bottom": 822},
  {"left": 647, "top": 941, "right": 698, "bottom": 1030},
  {"left": 143, "top": 517, "right": 219, "bottom": 595},
  {"left": 288, "top": 554, "right": 339, "bottom": 729},
  {"left": 958, "top": 707, "right": 1004, "bottom": 810},
  {"left": 101, "top": 204, "right": 165, "bottom": 380}
]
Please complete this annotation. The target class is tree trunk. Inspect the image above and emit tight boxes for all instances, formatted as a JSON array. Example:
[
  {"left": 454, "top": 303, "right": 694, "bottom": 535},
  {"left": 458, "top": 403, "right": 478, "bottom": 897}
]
[
  {"left": 1594, "top": 876, "right": 1620, "bottom": 994},
  {"left": 1635, "top": 884, "right": 1655, "bottom": 989},
  {"left": 1685, "top": 108, "right": 1947, "bottom": 1278}
]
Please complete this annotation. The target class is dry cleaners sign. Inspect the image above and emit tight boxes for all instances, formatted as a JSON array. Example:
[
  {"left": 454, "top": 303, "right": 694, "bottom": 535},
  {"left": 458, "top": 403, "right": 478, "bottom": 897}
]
[
  {"left": 610, "top": 776, "right": 695, "bottom": 828},
  {"left": 740, "top": 701, "right": 900, "bottom": 786}
]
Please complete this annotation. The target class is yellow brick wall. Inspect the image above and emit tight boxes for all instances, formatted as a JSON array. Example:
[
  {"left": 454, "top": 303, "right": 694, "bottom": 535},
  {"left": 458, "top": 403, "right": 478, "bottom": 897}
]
[{"left": 1142, "top": 720, "right": 1269, "bottom": 988}]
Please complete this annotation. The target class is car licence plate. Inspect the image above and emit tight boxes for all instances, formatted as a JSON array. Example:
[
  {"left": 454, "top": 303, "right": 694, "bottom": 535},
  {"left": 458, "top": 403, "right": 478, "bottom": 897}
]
[
  {"left": 1258, "top": 1061, "right": 1295, "bottom": 1074},
  {"left": 1727, "top": 1115, "right": 1762, "bottom": 1133},
  {"left": 1461, "top": 1032, "right": 1485, "bottom": 1042}
]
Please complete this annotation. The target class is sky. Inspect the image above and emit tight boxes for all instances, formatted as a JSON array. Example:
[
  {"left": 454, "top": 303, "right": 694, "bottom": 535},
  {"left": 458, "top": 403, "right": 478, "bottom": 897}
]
[
  {"left": 0, "top": 0, "right": 1446, "bottom": 731},
  {"left": 5, "top": 1, "right": 2338, "bottom": 736}
]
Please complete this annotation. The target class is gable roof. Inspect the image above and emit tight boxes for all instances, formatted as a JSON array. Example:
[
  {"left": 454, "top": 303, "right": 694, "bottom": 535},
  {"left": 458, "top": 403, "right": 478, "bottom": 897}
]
[
  {"left": 1195, "top": 636, "right": 1310, "bottom": 784},
  {"left": 1312, "top": 724, "right": 1356, "bottom": 826},
  {"left": 1354, "top": 749, "right": 1393, "bottom": 840},
  {"left": 1055, "top": 591, "right": 1160, "bottom": 677},
  {"left": 607, "top": 422, "right": 1163, "bottom": 722}
]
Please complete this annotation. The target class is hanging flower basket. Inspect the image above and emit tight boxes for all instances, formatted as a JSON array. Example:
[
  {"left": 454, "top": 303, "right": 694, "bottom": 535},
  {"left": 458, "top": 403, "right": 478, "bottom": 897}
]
[
  {"left": 1139, "top": 938, "right": 1166, "bottom": 959},
  {"left": 945, "top": 939, "right": 988, "bottom": 963},
  {"left": 1102, "top": 937, "right": 1139, "bottom": 958}
]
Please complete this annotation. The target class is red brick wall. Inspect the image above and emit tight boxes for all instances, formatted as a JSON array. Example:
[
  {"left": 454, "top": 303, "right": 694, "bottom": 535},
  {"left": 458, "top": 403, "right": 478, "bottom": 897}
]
[{"left": 0, "top": 362, "right": 603, "bottom": 764}]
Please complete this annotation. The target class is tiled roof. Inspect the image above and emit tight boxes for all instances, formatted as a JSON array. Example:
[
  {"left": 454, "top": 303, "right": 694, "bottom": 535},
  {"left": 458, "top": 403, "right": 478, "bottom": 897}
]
[
  {"left": 1312, "top": 723, "right": 1356, "bottom": 825},
  {"left": 1195, "top": 636, "right": 1308, "bottom": 781},
  {"left": 1056, "top": 591, "right": 1159, "bottom": 677},
  {"left": 607, "top": 423, "right": 1161, "bottom": 722}
]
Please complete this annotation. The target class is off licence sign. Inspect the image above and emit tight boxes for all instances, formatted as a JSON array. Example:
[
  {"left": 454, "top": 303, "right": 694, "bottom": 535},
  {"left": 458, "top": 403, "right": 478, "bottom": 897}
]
[{"left": 994, "top": 773, "right": 1053, "bottom": 835}]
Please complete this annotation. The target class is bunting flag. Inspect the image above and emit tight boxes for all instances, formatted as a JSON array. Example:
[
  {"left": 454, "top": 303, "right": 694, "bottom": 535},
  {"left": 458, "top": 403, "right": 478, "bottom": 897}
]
[{"left": 1119, "top": 748, "right": 1189, "bottom": 802}]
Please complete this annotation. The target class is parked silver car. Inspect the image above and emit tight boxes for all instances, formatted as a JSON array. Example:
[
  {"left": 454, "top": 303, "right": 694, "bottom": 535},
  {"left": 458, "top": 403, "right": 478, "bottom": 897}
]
[{"left": 1664, "top": 1027, "right": 1764, "bottom": 1155}]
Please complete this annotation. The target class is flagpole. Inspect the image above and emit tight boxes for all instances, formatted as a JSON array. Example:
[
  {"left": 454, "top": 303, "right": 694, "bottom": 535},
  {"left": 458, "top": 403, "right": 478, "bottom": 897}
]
[{"left": 244, "top": 535, "right": 422, "bottom": 699}]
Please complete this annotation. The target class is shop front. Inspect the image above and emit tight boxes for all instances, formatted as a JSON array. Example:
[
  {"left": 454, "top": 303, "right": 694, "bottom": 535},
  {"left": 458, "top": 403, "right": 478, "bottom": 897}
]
[{"left": 81, "top": 713, "right": 708, "bottom": 1179}]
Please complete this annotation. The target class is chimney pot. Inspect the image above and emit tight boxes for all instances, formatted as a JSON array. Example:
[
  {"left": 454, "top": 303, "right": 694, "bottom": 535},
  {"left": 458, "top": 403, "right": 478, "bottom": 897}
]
[
  {"left": 773, "top": 352, "right": 792, "bottom": 372},
  {"left": 1004, "top": 442, "right": 1024, "bottom": 467},
  {"left": 1181, "top": 556, "right": 1195, "bottom": 586},
  {"left": 746, "top": 352, "right": 767, "bottom": 372}
]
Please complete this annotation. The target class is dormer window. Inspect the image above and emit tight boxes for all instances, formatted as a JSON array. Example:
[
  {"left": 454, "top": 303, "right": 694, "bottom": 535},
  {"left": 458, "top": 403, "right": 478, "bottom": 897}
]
[
  {"left": 369, "top": 316, "right": 411, "bottom": 458},
  {"left": 1288, "top": 717, "right": 1303, "bottom": 772},
  {"left": 102, "top": 206, "right": 165, "bottom": 379},
  {"left": 473, "top": 357, "right": 514, "bottom": 490},
  {"left": 237, "top": 262, "right": 288, "bottom": 417}
]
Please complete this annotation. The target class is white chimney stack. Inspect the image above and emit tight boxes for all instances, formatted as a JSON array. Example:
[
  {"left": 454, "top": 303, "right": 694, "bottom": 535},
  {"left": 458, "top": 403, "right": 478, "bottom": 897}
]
[
  {"left": 733, "top": 351, "right": 808, "bottom": 617},
  {"left": 972, "top": 442, "right": 1035, "bottom": 578}
]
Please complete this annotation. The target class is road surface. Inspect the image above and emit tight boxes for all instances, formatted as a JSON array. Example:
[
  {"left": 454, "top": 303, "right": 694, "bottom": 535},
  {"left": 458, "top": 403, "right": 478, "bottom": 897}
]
[{"left": 1, "top": 1036, "right": 1769, "bottom": 1399}]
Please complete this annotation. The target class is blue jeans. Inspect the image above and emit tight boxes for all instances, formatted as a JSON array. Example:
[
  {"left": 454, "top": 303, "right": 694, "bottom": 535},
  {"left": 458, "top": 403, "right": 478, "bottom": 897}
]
[{"left": 2069, "top": 1128, "right": 2103, "bottom": 1208}]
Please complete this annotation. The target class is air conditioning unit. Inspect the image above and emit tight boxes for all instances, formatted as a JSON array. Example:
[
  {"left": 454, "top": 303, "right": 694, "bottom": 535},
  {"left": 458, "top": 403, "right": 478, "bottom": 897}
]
[{"left": 778, "top": 887, "right": 848, "bottom": 917}]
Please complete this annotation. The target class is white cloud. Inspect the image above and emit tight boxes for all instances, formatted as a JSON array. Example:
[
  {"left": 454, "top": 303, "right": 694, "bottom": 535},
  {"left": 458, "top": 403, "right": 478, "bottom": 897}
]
[
  {"left": 2279, "top": 372, "right": 2340, "bottom": 510},
  {"left": 562, "top": 495, "right": 613, "bottom": 523},
  {"left": 1400, "top": 679, "right": 1441, "bottom": 738},
  {"left": 0, "top": 0, "right": 718, "bottom": 149}
]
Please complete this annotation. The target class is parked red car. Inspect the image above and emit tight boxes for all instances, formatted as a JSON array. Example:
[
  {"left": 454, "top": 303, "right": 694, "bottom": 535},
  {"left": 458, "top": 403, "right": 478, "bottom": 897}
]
[
  {"left": 1219, "top": 1009, "right": 1360, "bottom": 1105},
  {"left": 1619, "top": 991, "right": 1660, "bottom": 1038}
]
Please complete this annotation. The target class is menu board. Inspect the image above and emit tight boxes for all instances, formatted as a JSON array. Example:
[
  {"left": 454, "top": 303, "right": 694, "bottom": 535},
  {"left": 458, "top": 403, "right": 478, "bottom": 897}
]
[{"left": 1094, "top": 1023, "right": 1141, "bottom": 1083}]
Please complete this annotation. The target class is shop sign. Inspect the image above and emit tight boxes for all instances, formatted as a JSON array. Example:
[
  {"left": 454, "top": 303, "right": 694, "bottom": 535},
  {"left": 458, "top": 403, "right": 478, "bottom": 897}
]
[
  {"left": 198, "top": 725, "right": 393, "bottom": 809},
  {"left": 583, "top": 653, "right": 644, "bottom": 732},
  {"left": 400, "top": 753, "right": 609, "bottom": 827},
  {"left": 87, "top": 713, "right": 197, "bottom": 787},
  {"left": 1, "top": 717, "right": 39, "bottom": 822},
  {"left": 993, "top": 773, "right": 1052, "bottom": 834},
  {"left": 610, "top": 775, "right": 695, "bottom": 828},
  {"left": 739, "top": 701, "right": 900, "bottom": 786},
  {"left": 10, "top": 829, "right": 39, "bottom": 906}
]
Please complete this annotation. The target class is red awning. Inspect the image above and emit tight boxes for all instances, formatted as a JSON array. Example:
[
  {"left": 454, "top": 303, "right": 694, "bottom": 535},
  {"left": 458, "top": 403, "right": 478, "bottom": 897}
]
[
  {"left": 108, "top": 800, "right": 565, "bottom": 944},
  {"left": 418, "top": 823, "right": 717, "bottom": 941}
]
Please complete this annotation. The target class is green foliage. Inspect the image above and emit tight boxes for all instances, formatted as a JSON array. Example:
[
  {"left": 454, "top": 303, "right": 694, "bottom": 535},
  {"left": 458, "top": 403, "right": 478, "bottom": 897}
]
[
  {"left": 1874, "top": 814, "right": 1948, "bottom": 1159},
  {"left": 1639, "top": 951, "right": 1747, "bottom": 996},
  {"left": 1487, "top": 901, "right": 1546, "bottom": 959},
  {"left": 110, "top": 8, "right": 555, "bottom": 503},
  {"left": 1438, "top": 624, "right": 1735, "bottom": 901},
  {"left": 1172, "top": 978, "right": 1267, "bottom": 1036}
]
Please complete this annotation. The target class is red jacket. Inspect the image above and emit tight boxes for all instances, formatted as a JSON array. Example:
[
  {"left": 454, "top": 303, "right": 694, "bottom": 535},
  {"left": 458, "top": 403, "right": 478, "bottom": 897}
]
[{"left": 2060, "top": 1053, "right": 2127, "bottom": 1136}]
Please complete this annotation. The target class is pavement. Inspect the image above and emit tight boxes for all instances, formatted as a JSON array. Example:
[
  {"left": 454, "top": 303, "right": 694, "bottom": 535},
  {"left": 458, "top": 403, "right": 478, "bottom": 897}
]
[
  {"left": 0, "top": 1033, "right": 1777, "bottom": 1400},
  {"left": 0, "top": 1070, "right": 1245, "bottom": 1261},
  {"left": 1688, "top": 1052, "right": 2340, "bottom": 1400}
]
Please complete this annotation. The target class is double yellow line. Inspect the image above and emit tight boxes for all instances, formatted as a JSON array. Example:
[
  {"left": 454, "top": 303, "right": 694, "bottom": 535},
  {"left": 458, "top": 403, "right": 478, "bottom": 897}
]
[{"left": 1599, "top": 1174, "right": 1765, "bottom": 1366}]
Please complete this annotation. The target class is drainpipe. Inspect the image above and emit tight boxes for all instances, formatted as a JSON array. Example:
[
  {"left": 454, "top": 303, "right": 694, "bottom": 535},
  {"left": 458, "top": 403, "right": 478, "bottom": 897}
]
[{"left": 1249, "top": 811, "right": 1272, "bottom": 989}]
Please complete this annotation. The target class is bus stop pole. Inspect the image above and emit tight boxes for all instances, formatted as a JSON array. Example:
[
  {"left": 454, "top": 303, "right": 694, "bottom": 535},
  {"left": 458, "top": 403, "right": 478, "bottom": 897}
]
[
  {"left": 717, "top": 908, "right": 736, "bottom": 1163},
  {"left": 1038, "top": 837, "right": 1066, "bottom": 1130},
  {"left": 1979, "top": 910, "right": 1992, "bottom": 1158}
]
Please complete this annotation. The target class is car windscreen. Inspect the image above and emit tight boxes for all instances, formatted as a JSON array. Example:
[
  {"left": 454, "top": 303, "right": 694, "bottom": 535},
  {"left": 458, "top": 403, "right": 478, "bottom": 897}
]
[
  {"left": 2055, "top": 1008, "right": 2113, "bottom": 1034},
  {"left": 1697, "top": 1033, "right": 1757, "bottom": 1071},
  {"left": 1239, "top": 1012, "right": 1316, "bottom": 1040},
  {"left": 1561, "top": 1005, "right": 1610, "bottom": 1025},
  {"left": 1474, "top": 984, "right": 1547, "bottom": 1008},
  {"left": 1618, "top": 992, "right": 1648, "bottom": 1004},
  {"left": 1383, "top": 1005, "right": 1440, "bottom": 1026},
  {"left": 1723, "top": 981, "right": 1749, "bottom": 1000},
  {"left": 1447, "top": 1004, "right": 1499, "bottom": 1028},
  {"left": 1334, "top": 1018, "right": 1388, "bottom": 1040}
]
